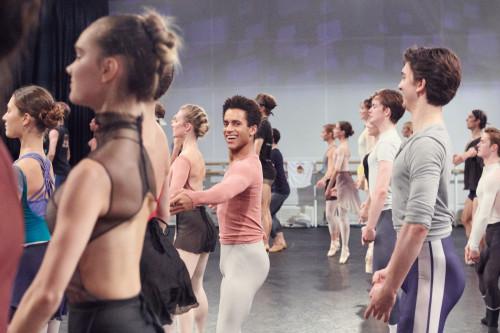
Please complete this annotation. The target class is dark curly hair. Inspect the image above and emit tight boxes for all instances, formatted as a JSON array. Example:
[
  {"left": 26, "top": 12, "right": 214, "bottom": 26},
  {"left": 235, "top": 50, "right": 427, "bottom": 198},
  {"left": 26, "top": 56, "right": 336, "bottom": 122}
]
[
  {"left": 472, "top": 109, "right": 487, "bottom": 129},
  {"left": 222, "top": 95, "right": 261, "bottom": 127}
]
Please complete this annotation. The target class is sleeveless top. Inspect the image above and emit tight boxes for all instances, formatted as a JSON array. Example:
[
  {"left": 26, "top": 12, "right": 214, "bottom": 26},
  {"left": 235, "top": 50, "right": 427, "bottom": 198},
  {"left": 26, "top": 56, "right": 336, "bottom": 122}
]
[
  {"left": 464, "top": 137, "right": 483, "bottom": 191},
  {"left": 52, "top": 124, "right": 71, "bottom": 176},
  {"left": 13, "top": 165, "right": 51, "bottom": 244},
  {"left": 45, "top": 112, "right": 157, "bottom": 303},
  {"left": 255, "top": 119, "right": 273, "bottom": 163},
  {"left": 15, "top": 153, "right": 53, "bottom": 218}
]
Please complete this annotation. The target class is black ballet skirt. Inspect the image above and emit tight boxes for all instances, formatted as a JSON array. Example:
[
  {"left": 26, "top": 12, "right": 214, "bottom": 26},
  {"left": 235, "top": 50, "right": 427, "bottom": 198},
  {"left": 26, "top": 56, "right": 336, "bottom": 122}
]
[
  {"left": 140, "top": 218, "right": 198, "bottom": 325},
  {"left": 175, "top": 206, "right": 217, "bottom": 254}
]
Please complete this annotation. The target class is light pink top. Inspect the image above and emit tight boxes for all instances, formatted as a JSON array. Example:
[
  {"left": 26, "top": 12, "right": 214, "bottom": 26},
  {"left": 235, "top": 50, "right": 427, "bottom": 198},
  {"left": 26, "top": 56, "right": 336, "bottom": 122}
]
[
  {"left": 169, "top": 156, "right": 195, "bottom": 192},
  {"left": 186, "top": 154, "right": 264, "bottom": 245}
]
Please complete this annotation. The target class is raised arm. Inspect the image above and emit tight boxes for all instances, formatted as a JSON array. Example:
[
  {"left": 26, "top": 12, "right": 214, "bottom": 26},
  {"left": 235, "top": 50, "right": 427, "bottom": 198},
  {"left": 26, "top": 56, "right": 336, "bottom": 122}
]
[
  {"left": 9, "top": 160, "right": 111, "bottom": 333},
  {"left": 170, "top": 161, "right": 256, "bottom": 214}
]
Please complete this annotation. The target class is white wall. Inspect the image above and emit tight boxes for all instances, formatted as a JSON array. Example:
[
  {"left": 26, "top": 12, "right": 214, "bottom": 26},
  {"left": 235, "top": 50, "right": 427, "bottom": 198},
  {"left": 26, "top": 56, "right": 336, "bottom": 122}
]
[{"left": 109, "top": 0, "right": 500, "bottom": 163}]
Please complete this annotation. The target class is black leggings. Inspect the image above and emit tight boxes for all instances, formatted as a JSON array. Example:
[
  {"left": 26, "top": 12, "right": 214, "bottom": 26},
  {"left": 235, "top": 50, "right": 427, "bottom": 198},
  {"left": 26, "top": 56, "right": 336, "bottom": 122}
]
[
  {"left": 476, "top": 222, "right": 500, "bottom": 310},
  {"left": 68, "top": 295, "right": 163, "bottom": 333}
]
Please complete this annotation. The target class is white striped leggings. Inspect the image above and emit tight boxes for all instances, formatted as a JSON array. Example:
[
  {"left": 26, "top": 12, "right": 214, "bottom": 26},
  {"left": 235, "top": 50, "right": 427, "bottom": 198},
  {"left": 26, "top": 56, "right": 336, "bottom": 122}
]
[{"left": 398, "top": 236, "right": 465, "bottom": 333}]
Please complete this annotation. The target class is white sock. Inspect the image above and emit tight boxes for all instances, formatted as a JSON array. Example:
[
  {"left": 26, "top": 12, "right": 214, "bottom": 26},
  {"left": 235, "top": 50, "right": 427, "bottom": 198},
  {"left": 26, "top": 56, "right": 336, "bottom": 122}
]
[{"left": 389, "top": 323, "right": 397, "bottom": 333}]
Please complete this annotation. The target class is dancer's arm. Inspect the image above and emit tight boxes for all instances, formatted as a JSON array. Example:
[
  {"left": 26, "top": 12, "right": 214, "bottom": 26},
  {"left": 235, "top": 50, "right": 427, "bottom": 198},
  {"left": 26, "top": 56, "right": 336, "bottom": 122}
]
[
  {"left": 170, "top": 161, "right": 255, "bottom": 214},
  {"left": 9, "top": 159, "right": 111, "bottom": 333},
  {"left": 325, "top": 147, "right": 344, "bottom": 198},
  {"left": 467, "top": 169, "right": 500, "bottom": 256},
  {"left": 361, "top": 160, "right": 393, "bottom": 244},
  {"left": 46, "top": 129, "right": 59, "bottom": 162},
  {"left": 169, "top": 156, "right": 191, "bottom": 194},
  {"left": 317, "top": 147, "right": 335, "bottom": 188},
  {"left": 453, "top": 146, "right": 477, "bottom": 165}
]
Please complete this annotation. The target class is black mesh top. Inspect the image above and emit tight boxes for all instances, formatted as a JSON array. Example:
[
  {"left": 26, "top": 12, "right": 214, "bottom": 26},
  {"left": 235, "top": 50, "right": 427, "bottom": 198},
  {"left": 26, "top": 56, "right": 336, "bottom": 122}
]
[{"left": 45, "top": 112, "right": 156, "bottom": 303}]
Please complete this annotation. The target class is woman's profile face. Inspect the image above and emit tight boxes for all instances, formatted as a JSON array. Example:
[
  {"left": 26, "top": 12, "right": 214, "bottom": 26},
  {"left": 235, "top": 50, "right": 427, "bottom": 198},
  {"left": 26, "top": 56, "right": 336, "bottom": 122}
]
[
  {"left": 171, "top": 109, "right": 187, "bottom": 139},
  {"left": 359, "top": 103, "right": 369, "bottom": 120},
  {"left": 333, "top": 123, "right": 341, "bottom": 139},
  {"left": 321, "top": 127, "right": 331, "bottom": 141},
  {"left": 66, "top": 24, "right": 104, "bottom": 108},
  {"left": 2, "top": 96, "right": 24, "bottom": 139},
  {"left": 366, "top": 121, "right": 379, "bottom": 137}
]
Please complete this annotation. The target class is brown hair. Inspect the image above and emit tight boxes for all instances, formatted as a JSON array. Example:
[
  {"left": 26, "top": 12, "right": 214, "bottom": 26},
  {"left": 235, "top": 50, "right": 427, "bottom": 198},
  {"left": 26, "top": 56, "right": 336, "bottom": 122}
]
[
  {"left": 181, "top": 104, "right": 209, "bottom": 138},
  {"left": 323, "top": 124, "right": 335, "bottom": 138},
  {"left": 13, "top": 85, "right": 63, "bottom": 132},
  {"left": 472, "top": 109, "right": 487, "bottom": 130},
  {"left": 373, "top": 89, "right": 405, "bottom": 124},
  {"left": 403, "top": 46, "right": 461, "bottom": 107},
  {"left": 338, "top": 121, "right": 354, "bottom": 138},
  {"left": 57, "top": 101, "right": 71, "bottom": 119},
  {"left": 485, "top": 127, "right": 500, "bottom": 157},
  {"left": 255, "top": 93, "right": 277, "bottom": 116},
  {"left": 92, "top": 11, "right": 182, "bottom": 102},
  {"left": 155, "top": 102, "right": 166, "bottom": 119},
  {"left": 362, "top": 97, "right": 372, "bottom": 110}
]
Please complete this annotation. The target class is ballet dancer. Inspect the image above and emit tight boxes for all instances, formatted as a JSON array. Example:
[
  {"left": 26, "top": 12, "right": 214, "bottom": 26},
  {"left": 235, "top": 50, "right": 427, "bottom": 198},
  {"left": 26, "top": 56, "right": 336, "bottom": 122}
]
[
  {"left": 365, "top": 46, "right": 466, "bottom": 333},
  {"left": 316, "top": 124, "right": 339, "bottom": 256},
  {"left": 465, "top": 127, "right": 500, "bottom": 332},
  {"left": 170, "top": 95, "right": 270, "bottom": 333},
  {"left": 170, "top": 104, "right": 216, "bottom": 332},
  {"left": 9, "top": 11, "right": 179, "bottom": 332},
  {"left": 360, "top": 89, "right": 405, "bottom": 332},
  {"left": 325, "top": 121, "right": 361, "bottom": 263}
]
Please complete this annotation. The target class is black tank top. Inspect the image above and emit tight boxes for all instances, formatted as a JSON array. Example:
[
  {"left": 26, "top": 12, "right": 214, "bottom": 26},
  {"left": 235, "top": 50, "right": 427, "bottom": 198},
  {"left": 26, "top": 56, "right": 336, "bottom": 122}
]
[
  {"left": 52, "top": 124, "right": 71, "bottom": 175},
  {"left": 45, "top": 112, "right": 156, "bottom": 302},
  {"left": 255, "top": 118, "right": 273, "bottom": 163},
  {"left": 464, "top": 137, "right": 483, "bottom": 191}
]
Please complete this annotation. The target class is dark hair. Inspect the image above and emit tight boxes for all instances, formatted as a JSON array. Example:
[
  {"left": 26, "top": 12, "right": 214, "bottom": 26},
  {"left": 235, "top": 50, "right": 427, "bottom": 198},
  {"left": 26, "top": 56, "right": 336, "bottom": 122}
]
[
  {"left": 222, "top": 95, "right": 261, "bottom": 127},
  {"left": 373, "top": 89, "right": 405, "bottom": 124},
  {"left": 92, "top": 11, "right": 181, "bottom": 102},
  {"left": 181, "top": 104, "right": 210, "bottom": 138},
  {"left": 472, "top": 109, "right": 487, "bottom": 129},
  {"left": 57, "top": 102, "right": 71, "bottom": 119},
  {"left": 155, "top": 102, "right": 165, "bottom": 119},
  {"left": 403, "top": 46, "right": 461, "bottom": 107},
  {"left": 485, "top": 127, "right": 500, "bottom": 157},
  {"left": 272, "top": 128, "right": 281, "bottom": 144},
  {"left": 13, "top": 85, "right": 63, "bottom": 132},
  {"left": 362, "top": 97, "right": 372, "bottom": 110},
  {"left": 255, "top": 93, "right": 277, "bottom": 116},
  {"left": 338, "top": 121, "right": 354, "bottom": 138}
]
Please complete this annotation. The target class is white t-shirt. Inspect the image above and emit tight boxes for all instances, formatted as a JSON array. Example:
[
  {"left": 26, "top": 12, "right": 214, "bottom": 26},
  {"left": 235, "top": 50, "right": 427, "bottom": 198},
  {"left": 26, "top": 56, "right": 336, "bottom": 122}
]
[{"left": 368, "top": 129, "right": 401, "bottom": 210}]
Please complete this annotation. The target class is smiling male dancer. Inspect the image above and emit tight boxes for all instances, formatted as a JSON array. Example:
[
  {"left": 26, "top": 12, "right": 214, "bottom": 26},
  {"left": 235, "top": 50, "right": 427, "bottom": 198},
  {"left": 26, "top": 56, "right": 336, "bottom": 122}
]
[{"left": 170, "top": 95, "right": 269, "bottom": 333}]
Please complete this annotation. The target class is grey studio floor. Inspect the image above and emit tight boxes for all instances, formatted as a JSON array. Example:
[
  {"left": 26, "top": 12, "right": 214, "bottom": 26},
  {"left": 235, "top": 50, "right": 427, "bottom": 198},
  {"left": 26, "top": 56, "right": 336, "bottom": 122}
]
[{"left": 59, "top": 226, "right": 489, "bottom": 333}]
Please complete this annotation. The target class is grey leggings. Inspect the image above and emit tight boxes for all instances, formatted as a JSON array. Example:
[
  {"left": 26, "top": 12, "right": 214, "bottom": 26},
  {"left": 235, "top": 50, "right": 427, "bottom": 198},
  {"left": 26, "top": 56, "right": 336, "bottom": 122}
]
[
  {"left": 217, "top": 242, "right": 270, "bottom": 333},
  {"left": 373, "top": 209, "right": 399, "bottom": 326}
]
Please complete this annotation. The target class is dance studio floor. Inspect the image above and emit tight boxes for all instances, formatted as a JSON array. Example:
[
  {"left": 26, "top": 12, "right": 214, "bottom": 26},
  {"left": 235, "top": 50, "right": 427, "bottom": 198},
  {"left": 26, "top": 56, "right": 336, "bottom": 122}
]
[{"left": 60, "top": 226, "right": 489, "bottom": 332}]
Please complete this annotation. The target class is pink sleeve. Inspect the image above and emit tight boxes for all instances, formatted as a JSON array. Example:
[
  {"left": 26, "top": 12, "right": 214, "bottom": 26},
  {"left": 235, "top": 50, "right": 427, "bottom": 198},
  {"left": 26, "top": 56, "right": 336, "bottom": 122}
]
[
  {"left": 187, "top": 161, "right": 255, "bottom": 206},
  {"left": 169, "top": 156, "right": 191, "bottom": 194}
]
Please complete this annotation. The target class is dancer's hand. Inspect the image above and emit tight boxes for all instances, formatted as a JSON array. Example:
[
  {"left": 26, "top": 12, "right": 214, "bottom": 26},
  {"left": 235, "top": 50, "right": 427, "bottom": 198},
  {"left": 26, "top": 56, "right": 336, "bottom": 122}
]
[
  {"left": 355, "top": 177, "right": 365, "bottom": 190},
  {"left": 316, "top": 179, "right": 326, "bottom": 189},
  {"left": 331, "top": 188, "right": 338, "bottom": 197},
  {"left": 365, "top": 282, "right": 396, "bottom": 323},
  {"left": 208, "top": 204, "right": 218, "bottom": 211},
  {"left": 452, "top": 153, "right": 464, "bottom": 166},
  {"left": 465, "top": 244, "right": 480, "bottom": 263},
  {"left": 372, "top": 268, "right": 388, "bottom": 285},
  {"left": 170, "top": 190, "right": 194, "bottom": 215},
  {"left": 361, "top": 226, "right": 376, "bottom": 245},
  {"left": 358, "top": 202, "right": 368, "bottom": 223}
]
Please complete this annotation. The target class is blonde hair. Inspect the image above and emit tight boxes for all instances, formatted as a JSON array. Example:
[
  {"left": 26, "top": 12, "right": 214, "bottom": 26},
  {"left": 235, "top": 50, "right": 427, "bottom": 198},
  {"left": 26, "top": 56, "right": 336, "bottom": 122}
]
[{"left": 181, "top": 104, "right": 209, "bottom": 138}]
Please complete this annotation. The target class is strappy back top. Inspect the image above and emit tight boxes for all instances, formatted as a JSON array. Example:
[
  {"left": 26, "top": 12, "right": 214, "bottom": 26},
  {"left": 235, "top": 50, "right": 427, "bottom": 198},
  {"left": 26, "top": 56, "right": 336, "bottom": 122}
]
[
  {"left": 45, "top": 112, "right": 157, "bottom": 303},
  {"left": 15, "top": 153, "right": 53, "bottom": 218}
]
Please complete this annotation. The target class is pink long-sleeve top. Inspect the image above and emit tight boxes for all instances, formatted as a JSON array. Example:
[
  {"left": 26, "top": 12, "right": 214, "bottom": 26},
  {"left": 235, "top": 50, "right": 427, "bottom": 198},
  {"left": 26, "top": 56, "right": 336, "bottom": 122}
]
[{"left": 185, "top": 154, "right": 264, "bottom": 245}]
